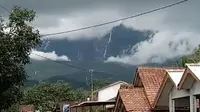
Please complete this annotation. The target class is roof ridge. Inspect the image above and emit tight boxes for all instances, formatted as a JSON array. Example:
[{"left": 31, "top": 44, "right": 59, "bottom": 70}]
[
  {"left": 137, "top": 66, "right": 184, "bottom": 69},
  {"left": 93, "top": 81, "right": 128, "bottom": 93},
  {"left": 166, "top": 69, "right": 185, "bottom": 72}
]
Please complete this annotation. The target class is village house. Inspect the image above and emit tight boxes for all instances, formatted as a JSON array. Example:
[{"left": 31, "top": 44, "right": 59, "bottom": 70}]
[
  {"left": 70, "top": 81, "right": 127, "bottom": 112},
  {"left": 114, "top": 67, "right": 183, "bottom": 112},
  {"left": 72, "top": 64, "right": 200, "bottom": 112},
  {"left": 154, "top": 63, "right": 200, "bottom": 112},
  {"left": 154, "top": 68, "right": 190, "bottom": 112},
  {"left": 92, "top": 81, "right": 128, "bottom": 101}
]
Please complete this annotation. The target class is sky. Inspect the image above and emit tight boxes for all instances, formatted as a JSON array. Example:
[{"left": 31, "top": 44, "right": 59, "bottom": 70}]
[{"left": 1, "top": 0, "right": 200, "bottom": 64}]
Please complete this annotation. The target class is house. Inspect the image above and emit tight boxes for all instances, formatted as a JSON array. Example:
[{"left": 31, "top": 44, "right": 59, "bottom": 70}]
[
  {"left": 154, "top": 68, "right": 190, "bottom": 112},
  {"left": 149, "top": 63, "right": 200, "bottom": 112},
  {"left": 92, "top": 81, "right": 128, "bottom": 101},
  {"left": 71, "top": 81, "right": 127, "bottom": 112},
  {"left": 114, "top": 67, "right": 183, "bottom": 112},
  {"left": 170, "top": 63, "right": 200, "bottom": 112}
]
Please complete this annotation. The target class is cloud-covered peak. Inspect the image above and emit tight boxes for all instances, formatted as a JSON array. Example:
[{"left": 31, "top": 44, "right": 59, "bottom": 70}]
[{"left": 106, "top": 31, "right": 200, "bottom": 65}]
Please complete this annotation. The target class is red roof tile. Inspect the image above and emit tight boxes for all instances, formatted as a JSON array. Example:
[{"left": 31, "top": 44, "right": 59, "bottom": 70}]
[
  {"left": 119, "top": 85, "right": 151, "bottom": 112},
  {"left": 136, "top": 67, "right": 182, "bottom": 107}
]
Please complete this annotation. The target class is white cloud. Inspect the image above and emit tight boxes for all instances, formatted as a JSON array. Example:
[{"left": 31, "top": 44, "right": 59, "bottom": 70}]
[
  {"left": 106, "top": 31, "right": 200, "bottom": 65},
  {"left": 2, "top": 0, "right": 200, "bottom": 65},
  {"left": 104, "top": 0, "right": 200, "bottom": 65},
  {"left": 30, "top": 50, "right": 70, "bottom": 61},
  {"left": 38, "top": 10, "right": 123, "bottom": 40}
]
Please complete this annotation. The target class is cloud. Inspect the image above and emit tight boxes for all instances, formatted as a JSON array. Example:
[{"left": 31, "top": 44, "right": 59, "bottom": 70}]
[
  {"left": 30, "top": 50, "right": 70, "bottom": 61},
  {"left": 1, "top": 0, "right": 200, "bottom": 65},
  {"left": 106, "top": 31, "right": 200, "bottom": 65},
  {"left": 0, "top": 0, "right": 184, "bottom": 40},
  {"left": 38, "top": 10, "right": 122, "bottom": 40}
]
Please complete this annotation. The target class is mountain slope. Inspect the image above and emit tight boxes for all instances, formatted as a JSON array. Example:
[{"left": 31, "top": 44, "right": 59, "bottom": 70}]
[
  {"left": 38, "top": 24, "right": 153, "bottom": 61},
  {"left": 25, "top": 25, "right": 177, "bottom": 88}
]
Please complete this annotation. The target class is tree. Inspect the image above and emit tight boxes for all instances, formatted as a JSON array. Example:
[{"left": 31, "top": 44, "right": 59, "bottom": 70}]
[
  {"left": 0, "top": 6, "right": 40, "bottom": 110},
  {"left": 177, "top": 45, "right": 200, "bottom": 66},
  {"left": 93, "top": 78, "right": 113, "bottom": 90},
  {"left": 22, "top": 81, "right": 87, "bottom": 111}
]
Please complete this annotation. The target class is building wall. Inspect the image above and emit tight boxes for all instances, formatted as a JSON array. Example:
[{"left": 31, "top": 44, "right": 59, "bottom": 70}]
[
  {"left": 193, "top": 81, "right": 200, "bottom": 95},
  {"left": 98, "top": 84, "right": 122, "bottom": 101},
  {"left": 171, "top": 87, "right": 189, "bottom": 99}
]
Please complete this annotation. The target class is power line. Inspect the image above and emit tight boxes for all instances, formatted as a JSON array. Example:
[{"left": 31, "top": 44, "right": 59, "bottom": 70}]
[
  {"left": 0, "top": 4, "right": 10, "bottom": 13},
  {"left": 41, "top": 0, "right": 188, "bottom": 37},
  {"left": 0, "top": 0, "right": 188, "bottom": 37}
]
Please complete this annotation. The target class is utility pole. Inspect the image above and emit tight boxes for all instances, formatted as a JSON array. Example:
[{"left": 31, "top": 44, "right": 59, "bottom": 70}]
[{"left": 89, "top": 69, "right": 94, "bottom": 100}]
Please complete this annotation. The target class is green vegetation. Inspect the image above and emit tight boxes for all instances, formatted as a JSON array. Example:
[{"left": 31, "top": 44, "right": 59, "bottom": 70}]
[
  {"left": 9, "top": 78, "right": 109, "bottom": 111},
  {"left": 0, "top": 6, "right": 40, "bottom": 111},
  {"left": 93, "top": 78, "right": 113, "bottom": 90},
  {"left": 22, "top": 81, "right": 89, "bottom": 111},
  {"left": 177, "top": 45, "right": 200, "bottom": 66},
  {"left": 25, "top": 60, "right": 135, "bottom": 88}
]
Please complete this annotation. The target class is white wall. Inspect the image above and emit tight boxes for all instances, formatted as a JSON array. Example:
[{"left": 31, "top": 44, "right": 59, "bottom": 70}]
[
  {"left": 171, "top": 87, "right": 189, "bottom": 99},
  {"left": 98, "top": 84, "right": 121, "bottom": 101},
  {"left": 192, "top": 81, "right": 200, "bottom": 95}
]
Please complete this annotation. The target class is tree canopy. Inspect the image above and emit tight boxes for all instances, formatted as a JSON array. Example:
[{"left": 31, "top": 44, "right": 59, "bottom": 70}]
[
  {"left": 0, "top": 6, "right": 40, "bottom": 110},
  {"left": 22, "top": 81, "right": 89, "bottom": 111},
  {"left": 177, "top": 45, "right": 200, "bottom": 66}
]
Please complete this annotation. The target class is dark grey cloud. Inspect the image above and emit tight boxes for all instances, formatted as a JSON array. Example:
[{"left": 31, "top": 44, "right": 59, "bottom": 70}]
[
  {"left": 1, "top": 0, "right": 200, "bottom": 64},
  {"left": 0, "top": 0, "right": 172, "bottom": 15}
]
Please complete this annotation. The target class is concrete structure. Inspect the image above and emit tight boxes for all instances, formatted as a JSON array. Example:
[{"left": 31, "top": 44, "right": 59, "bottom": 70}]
[
  {"left": 114, "top": 67, "right": 183, "bottom": 112},
  {"left": 92, "top": 81, "right": 128, "bottom": 101},
  {"left": 70, "top": 81, "right": 127, "bottom": 112},
  {"left": 155, "top": 63, "right": 200, "bottom": 112}
]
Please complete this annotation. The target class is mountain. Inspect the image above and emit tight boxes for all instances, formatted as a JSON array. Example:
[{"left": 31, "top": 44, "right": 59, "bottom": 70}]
[
  {"left": 38, "top": 24, "right": 153, "bottom": 61},
  {"left": 25, "top": 25, "right": 176, "bottom": 88},
  {"left": 25, "top": 60, "right": 136, "bottom": 88}
]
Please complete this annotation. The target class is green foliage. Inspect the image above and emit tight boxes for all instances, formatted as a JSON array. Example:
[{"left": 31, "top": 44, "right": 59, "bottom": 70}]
[
  {"left": 177, "top": 45, "right": 200, "bottom": 66},
  {"left": 22, "top": 81, "right": 88, "bottom": 111},
  {"left": 0, "top": 6, "right": 40, "bottom": 110},
  {"left": 93, "top": 78, "right": 113, "bottom": 90},
  {"left": 2, "top": 103, "right": 20, "bottom": 112},
  {"left": 73, "top": 88, "right": 90, "bottom": 100}
]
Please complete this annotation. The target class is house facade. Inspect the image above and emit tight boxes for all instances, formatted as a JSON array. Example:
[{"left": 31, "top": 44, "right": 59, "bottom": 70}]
[
  {"left": 152, "top": 63, "right": 200, "bottom": 112},
  {"left": 114, "top": 67, "right": 183, "bottom": 112},
  {"left": 92, "top": 81, "right": 128, "bottom": 101}
]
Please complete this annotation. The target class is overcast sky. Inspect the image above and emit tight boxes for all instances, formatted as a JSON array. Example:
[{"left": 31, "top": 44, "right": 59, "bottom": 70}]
[{"left": 1, "top": 0, "right": 200, "bottom": 64}]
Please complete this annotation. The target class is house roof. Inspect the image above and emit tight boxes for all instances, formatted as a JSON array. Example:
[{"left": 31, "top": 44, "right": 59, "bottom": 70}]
[
  {"left": 70, "top": 100, "right": 115, "bottom": 108},
  {"left": 115, "top": 67, "right": 185, "bottom": 111},
  {"left": 135, "top": 67, "right": 184, "bottom": 107},
  {"left": 153, "top": 69, "right": 185, "bottom": 107},
  {"left": 119, "top": 84, "right": 151, "bottom": 112},
  {"left": 186, "top": 63, "right": 200, "bottom": 80},
  {"left": 134, "top": 66, "right": 184, "bottom": 85},
  {"left": 167, "top": 69, "right": 185, "bottom": 87},
  {"left": 136, "top": 67, "right": 167, "bottom": 107},
  {"left": 178, "top": 63, "right": 200, "bottom": 89},
  {"left": 92, "top": 81, "right": 128, "bottom": 93}
]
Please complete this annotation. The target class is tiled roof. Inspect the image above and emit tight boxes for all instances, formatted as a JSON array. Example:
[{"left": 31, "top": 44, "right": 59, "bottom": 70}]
[
  {"left": 136, "top": 67, "right": 182, "bottom": 107},
  {"left": 137, "top": 67, "right": 167, "bottom": 107},
  {"left": 116, "top": 67, "right": 184, "bottom": 112},
  {"left": 119, "top": 84, "right": 151, "bottom": 112}
]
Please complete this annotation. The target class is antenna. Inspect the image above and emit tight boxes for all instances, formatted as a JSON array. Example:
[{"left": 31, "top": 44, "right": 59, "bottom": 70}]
[{"left": 89, "top": 69, "right": 94, "bottom": 100}]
